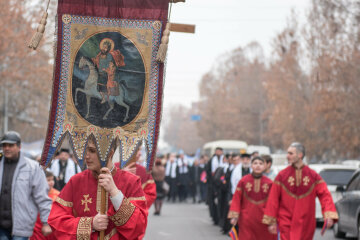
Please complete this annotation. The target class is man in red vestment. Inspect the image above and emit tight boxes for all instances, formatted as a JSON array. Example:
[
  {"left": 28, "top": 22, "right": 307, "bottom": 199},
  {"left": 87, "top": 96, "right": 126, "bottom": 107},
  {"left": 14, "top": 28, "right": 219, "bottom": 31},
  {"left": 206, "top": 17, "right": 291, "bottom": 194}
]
[
  {"left": 262, "top": 142, "right": 338, "bottom": 240},
  {"left": 228, "top": 156, "right": 276, "bottom": 240},
  {"left": 117, "top": 149, "right": 157, "bottom": 210},
  {"left": 48, "top": 140, "right": 147, "bottom": 240}
]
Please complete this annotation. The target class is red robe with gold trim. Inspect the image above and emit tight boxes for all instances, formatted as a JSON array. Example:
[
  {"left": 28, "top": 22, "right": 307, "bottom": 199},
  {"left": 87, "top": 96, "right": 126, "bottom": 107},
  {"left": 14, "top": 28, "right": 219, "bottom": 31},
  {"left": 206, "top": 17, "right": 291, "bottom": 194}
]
[
  {"left": 48, "top": 168, "right": 147, "bottom": 240},
  {"left": 262, "top": 165, "right": 338, "bottom": 240},
  {"left": 228, "top": 174, "right": 276, "bottom": 240},
  {"left": 114, "top": 162, "right": 156, "bottom": 210}
]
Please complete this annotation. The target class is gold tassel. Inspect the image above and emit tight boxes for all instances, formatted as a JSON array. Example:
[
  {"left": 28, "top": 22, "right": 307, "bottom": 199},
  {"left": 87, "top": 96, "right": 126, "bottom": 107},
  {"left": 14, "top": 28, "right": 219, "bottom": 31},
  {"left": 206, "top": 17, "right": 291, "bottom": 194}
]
[
  {"left": 156, "top": 23, "right": 171, "bottom": 63},
  {"left": 28, "top": 0, "right": 51, "bottom": 50}
]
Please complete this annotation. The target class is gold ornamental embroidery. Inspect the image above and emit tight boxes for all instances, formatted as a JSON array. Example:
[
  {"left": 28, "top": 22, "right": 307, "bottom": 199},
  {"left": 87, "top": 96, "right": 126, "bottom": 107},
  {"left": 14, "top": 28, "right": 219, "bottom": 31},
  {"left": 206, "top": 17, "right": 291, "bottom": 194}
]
[
  {"left": 243, "top": 191, "right": 268, "bottom": 205},
  {"left": 303, "top": 176, "right": 310, "bottom": 186},
  {"left": 104, "top": 228, "right": 117, "bottom": 240},
  {"left": 288, "top": 176, "right": 295, "bottom": 186},
  {"left": 274, "top": 180, "right": 324, "bottom": 200},
  {"left": 254, "top": 179, "right": 261, "bottom": 193},
  {"left": 236, "top": 187, "right": 242, "bottom": 192},
  {"left": 109, "top": 198, "right": 135, "bottom": 226},
  {"left": 142, "top": 179, "right": 155, "bottom": 189},
  {"left": 62, "top": 14, "right": 72, "bottom": 24},
  {"left": 262, "top": 183, "right": 269, "bottom": 193},
  {"left": 228, "top": 211, "right": 239, "bottom": 219},
  {"left": 128, "top": 196, "right": 146, "bottom": 201},
  {"left": 81, "top": 194, "right": 92, "bottom": 212},
  {"left": 77, "top": 217, "right": 92, "bottom": 240},
  {"left": 245, "top": 182, "right": 252, "bottom": 192},
  {"left": 324, "top": 211, "right": 339, "bottom": 219},
  {"left": 55, "top": 197, "right": 73, "bottom": 207},
  {"left": 262, "top": 215, "right": 277, "bottom": 225}
]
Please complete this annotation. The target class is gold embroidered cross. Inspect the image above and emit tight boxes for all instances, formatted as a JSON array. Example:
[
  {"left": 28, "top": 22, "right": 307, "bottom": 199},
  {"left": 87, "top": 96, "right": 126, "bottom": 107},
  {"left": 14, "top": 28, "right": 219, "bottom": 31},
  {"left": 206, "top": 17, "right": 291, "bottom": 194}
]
[
  {"left": 245, "top": 182, "right": 252, "bottom": 192},
  {"left": 303, "top": 176, "right": 310, "bottom": 186},
  {"left": 81, "top": 194, "right": 92, "bottom": 212},
  {"left": 262, "top": 183, "right": 269, "bottom": 193},
  {"left": 288, "top": 176, "right": 295, "bottom": 186}
]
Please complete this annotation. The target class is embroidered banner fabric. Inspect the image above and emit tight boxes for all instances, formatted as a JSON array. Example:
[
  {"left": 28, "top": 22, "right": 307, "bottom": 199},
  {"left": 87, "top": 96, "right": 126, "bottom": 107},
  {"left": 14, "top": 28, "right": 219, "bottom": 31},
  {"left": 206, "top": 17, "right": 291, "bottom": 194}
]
[{"left": 41, "top": 0, "right": 169, "bottom": 170}]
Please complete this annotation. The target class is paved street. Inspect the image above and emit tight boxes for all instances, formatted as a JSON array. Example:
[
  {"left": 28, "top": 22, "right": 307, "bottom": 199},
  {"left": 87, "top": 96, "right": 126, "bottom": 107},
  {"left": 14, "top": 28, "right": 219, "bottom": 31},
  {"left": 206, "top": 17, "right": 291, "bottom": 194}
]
[{"left": 144, "top": 201, "right": 356, "bottom": 240}]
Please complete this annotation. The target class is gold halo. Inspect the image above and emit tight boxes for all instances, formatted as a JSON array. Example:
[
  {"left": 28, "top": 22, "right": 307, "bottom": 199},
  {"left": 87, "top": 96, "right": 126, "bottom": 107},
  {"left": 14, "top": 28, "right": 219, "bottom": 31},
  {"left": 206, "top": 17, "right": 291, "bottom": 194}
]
[{"left": 99, "top": 38, "right": 115, "bottom": 51}]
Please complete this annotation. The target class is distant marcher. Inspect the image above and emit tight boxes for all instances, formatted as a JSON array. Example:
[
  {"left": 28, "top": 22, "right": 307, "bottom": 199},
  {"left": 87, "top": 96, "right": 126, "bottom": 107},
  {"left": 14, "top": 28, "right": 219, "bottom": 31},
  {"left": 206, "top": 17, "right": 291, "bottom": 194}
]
[
  {"left": 198, "top": 155, "right": 208, "bottom": 203},
  {"left": 262, "top": 142, "right": 338, "bottom": 240},
  {"left": 262, "top": 155, "right": 276, "bottom": 180},
  {"left": 228, "top": 156, "right": 276, "bottom": 240},
  {"left": 207, "top": 147, "right": 224, "bottom": 225},
  {"left": 165, "top": 153, "right": 178, "bottom": 202},
  {"left": 188, "top": 158, "right": 201, "bottom": 203},
  {"left": 0, "top": 131, "right": 52, "bottom": 240},
  {"left": 30, "top": 171, "right": 60, "bottom": 240},
  {"left": 49, "top": 148, "right": 81, "bottom": 191},
  {"left": 176, "top": 152, "right": 189, "bottom": 202},
  {"left": 152, "top": 158, "right": 166, "bottom": 215},
  {"left": 230, "top": 153, "right": 252, "bottom": 195}
]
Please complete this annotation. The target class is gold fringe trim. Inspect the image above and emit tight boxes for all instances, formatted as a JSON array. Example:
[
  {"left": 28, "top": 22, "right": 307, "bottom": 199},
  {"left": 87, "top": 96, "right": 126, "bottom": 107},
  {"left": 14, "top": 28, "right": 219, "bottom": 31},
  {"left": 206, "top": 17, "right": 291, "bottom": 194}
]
[
  {"left": 76, "top": 217, "right": 92, "bottom": 240},
  {"left": 156, "top": 23, "right": 171, "bottom": 63},
  {"left": 262, "top": 215, "right": 277, "bottom": 225},
  {"left": 128, "top": 196, "right": 146, "bottom": 201},
  {"left": 324, "top": 211, "right": 339, "bottom": 219},
  {"left": 227, "top": 211, "right": 239, "bottom": 219},
  {"left": 109, "top": 198, "right": 135, "bottom": 226},
  {"left": 55, "top": 197, "right": 73, "bottom": 207},
  {"left": 142, "top": 179, "right": 155, "bottom": 189}
]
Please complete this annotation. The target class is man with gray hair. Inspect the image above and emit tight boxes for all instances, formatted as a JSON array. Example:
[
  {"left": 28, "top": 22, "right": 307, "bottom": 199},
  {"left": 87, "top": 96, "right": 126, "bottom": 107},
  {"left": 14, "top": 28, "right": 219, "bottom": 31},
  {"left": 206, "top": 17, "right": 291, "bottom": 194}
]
[
  {"left": 262, "top": 142, "right": 338, "bottom": 240},
  {"left": 0, "top": 131, "right": 52, "bottom": 240}
]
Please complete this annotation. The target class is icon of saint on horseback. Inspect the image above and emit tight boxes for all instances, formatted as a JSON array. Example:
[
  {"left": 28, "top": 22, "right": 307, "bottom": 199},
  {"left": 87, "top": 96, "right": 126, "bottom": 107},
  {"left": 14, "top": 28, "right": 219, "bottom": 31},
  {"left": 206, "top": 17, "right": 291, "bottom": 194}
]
[{"left": 91, "top": 38, "right": 125, "bottom": 103}]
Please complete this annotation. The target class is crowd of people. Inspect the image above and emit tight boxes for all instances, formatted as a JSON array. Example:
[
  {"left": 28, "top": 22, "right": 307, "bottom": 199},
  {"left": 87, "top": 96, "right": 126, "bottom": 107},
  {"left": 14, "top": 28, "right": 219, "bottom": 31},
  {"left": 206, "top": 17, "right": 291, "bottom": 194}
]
[{"left": 0, "top": 130, "right": 341, "bottom": 240}]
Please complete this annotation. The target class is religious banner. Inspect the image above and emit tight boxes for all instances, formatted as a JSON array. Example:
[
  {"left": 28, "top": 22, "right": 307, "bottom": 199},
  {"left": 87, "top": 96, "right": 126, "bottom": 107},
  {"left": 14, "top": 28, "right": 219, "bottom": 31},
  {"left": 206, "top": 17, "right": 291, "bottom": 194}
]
[{"left": 41, "top": 0, "right": 170, "bottom": 170}]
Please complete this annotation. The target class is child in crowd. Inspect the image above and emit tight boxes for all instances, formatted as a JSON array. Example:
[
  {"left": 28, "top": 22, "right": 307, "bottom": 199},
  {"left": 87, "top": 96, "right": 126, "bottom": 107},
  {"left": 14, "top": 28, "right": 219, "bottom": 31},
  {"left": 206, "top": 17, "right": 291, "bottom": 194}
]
[
  {"left": 228, "top": 156, "right": 276, "bottom": 240},
  {"left": 30, "top": 171, "right": 60, "bottom": 240}
]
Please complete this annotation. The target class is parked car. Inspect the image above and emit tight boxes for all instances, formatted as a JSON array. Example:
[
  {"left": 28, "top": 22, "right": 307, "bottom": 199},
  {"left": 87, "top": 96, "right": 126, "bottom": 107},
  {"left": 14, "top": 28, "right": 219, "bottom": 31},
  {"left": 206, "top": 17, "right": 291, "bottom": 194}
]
[
  {"left": 308, "top": 164, "right": 358, "bottom": 223},
  {"left": 333, "top": 169, "right": 360, "bottom": 239}
]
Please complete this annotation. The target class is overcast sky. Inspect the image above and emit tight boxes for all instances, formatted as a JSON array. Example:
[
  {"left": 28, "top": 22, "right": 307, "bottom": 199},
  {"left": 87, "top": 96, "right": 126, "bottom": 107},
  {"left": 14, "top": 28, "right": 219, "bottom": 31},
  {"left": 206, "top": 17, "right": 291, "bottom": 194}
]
[{"left": 163, "top": 0, "right": 310, "bottom": 111}]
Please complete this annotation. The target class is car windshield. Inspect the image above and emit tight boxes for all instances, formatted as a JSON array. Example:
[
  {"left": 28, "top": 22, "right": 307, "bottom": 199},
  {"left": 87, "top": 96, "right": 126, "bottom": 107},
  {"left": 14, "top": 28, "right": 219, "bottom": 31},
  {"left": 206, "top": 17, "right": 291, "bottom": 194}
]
[{"left": 320, "top": 169, "right": 356, "bottom": 186}]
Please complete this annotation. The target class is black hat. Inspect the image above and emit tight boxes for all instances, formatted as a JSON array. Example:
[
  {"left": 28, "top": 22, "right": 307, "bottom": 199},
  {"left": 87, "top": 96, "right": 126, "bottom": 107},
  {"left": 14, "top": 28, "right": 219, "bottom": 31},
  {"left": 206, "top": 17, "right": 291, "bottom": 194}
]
[
  {"left": 58, "top": 148, "right": 70, "bottom": 154},
  {"left": 1, "top": 131, "right": 21, "bottom": 145},
  {"left": 240, "top": 153, "right": 251, "bottom": 158}
]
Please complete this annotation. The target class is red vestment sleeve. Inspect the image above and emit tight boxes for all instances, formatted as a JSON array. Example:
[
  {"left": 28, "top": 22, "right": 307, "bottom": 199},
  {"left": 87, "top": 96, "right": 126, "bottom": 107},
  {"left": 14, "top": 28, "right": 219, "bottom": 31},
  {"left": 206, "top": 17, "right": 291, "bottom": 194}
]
[
  {"left": 48, "top": 180, "right": 91, "bottom": 240},
  {"left": 142, "top": 180, "right": 156, "bottom": 209},
  {"left": 315, "top": 181, "right": 339, "bottom": 220},
  {"left": 262, "top": 180, "right": 281, "bottom": 225},
  {"left": 228, "top": 182, "right": 242, "bottom": 219},
  {"left": 108, "top": 177, "right": 148, "bottom": 239}
]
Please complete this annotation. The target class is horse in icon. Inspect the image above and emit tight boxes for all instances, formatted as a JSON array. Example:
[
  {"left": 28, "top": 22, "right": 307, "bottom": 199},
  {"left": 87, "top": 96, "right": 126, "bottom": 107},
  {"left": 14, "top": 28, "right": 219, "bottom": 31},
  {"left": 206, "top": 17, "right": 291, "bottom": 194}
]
[{"left": 75, "top": 56, "right": 130, "bottom": 122}]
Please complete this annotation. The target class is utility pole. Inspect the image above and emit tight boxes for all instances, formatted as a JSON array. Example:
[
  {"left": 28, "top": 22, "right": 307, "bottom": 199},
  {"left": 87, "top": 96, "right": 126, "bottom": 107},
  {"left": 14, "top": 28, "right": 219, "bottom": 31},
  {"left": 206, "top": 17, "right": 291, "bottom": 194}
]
[{"left": 3, "top": 89, "right": 8, "bottom": 134}]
